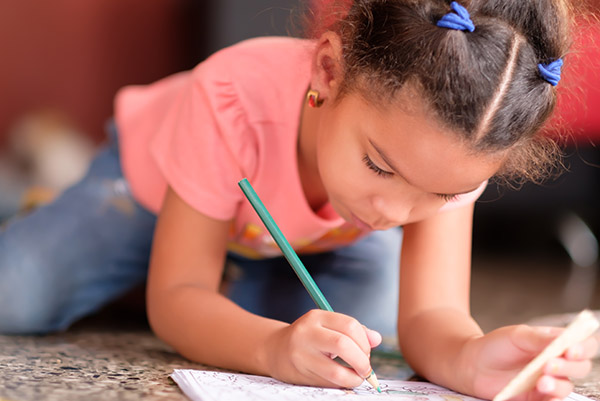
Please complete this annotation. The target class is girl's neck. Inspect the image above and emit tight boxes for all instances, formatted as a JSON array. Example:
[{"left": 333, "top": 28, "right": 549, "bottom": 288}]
[{"left": 297, "top": 94, "right": 329, "bottom": 213}]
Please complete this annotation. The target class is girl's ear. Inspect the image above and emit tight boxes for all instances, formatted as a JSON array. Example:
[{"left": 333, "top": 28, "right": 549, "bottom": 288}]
[{"left": 310, "top": 32, "right": 344, "bottom": 102}]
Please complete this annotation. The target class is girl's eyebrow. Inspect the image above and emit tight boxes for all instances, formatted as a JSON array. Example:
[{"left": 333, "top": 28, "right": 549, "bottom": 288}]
[{"left": 368, "top": 138, "right": 479, "bottom": 196}]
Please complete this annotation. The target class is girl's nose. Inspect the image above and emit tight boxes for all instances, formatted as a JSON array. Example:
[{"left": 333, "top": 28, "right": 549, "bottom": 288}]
[{"left": 372, "top": 196, "right": 412, "bottom": 227}]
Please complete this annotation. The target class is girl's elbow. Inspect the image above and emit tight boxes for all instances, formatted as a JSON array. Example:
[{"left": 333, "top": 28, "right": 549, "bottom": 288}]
[{"left": 145, "top": 288, "right": 173, "bottom": 342}]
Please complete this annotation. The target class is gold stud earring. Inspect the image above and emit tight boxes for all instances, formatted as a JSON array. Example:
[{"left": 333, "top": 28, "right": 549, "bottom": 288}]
[{"left": 306, "top": 89, "right": 324, "bottom": 108}]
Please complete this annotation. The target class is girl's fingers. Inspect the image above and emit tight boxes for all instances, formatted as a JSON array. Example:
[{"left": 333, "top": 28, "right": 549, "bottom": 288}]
[
  {"left": 544, "top": 358, "right": 592, "bottom": 379},
  {"left": 288, "top": 345, "right": 357, "bottom": 388},
  {"left": 305, "top": 354, "right": 364, "bottom": 388},
  {"left": 511, "top": 326, "right": 559, "bottom": 355},
  {"left": 565, "top": 336, "right": 599, "bottom": 361},
  {"left": 294, "top": 310, "right": 379, "bottom": 387},
  {"left": 363, "top": 325, "right": 383, "bottom": 348},
  {"left": 318, "top": 328, "right": 373, "bottom": 379},
  {"left": 536, "top": 375, "right": 574, "bottom": 399},
  {"left": 299, "top": 354, "right": 364, "bottom": 388},
  {"left": 534, "top": 326, "right": 565, "bottom": 336},
  {"left": 317, "top": 311, "right": 373, "bottom": 355}
]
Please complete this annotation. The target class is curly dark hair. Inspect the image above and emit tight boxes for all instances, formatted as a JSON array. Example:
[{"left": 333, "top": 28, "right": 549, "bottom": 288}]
[{"left": 306, "top": 0, "right": 579, "bottom": 184}]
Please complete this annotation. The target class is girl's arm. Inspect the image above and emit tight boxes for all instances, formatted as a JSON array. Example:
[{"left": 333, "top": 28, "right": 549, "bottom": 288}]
[
  {"left": 146, "top": 186, "right": 286, "bottom": 375},
  {"left": 398, "top": 204, "right": 597, "bottom": 400},
  {"left": 146, "top": 186, "right": 380, "bottom": 388},
  {"left": 398, "top": 202, "right": 481, "bottom": 393}
]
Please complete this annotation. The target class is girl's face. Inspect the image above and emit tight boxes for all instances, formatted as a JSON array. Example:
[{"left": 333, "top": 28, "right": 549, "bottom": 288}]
[{"left": 313, "top": 90, "right": 504, "bottom": 229}]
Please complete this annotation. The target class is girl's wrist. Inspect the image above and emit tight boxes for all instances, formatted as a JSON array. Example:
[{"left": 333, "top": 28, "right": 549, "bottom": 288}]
[
  {"left": 253, "top": 323, "right": 289, "bottom": 378},
  {"left": 452, "top": 333, "right": 485, "bottom": 396}
]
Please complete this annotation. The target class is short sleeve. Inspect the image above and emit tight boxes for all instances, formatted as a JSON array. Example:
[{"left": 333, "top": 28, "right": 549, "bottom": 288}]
[{"left": 149, "top": 63, "right": 258, "bottom": 221}]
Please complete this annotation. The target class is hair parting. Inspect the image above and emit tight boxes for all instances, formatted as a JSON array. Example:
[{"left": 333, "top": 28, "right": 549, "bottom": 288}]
[{"left": 473, "top": 34, "right": 523, "bottom": 143}]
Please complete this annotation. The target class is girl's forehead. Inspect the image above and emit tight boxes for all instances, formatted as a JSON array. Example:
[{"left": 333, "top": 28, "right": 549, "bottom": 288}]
[
  {"left": 349, "top": 78, "right": 421, "bottom": 111},
  {"left": 351, "top": 79, "right": 450, "bottom": 134},
  {"left": 352, "top": 82, "right": 498, "bottom": 157},
  {"left": 339, "top": 90, "right": 505, "bottom": 193}
]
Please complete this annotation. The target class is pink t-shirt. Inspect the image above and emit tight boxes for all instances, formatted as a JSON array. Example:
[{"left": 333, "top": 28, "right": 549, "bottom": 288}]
[{"left": 114, "top": 37, "right": 485, "bottom": 259}]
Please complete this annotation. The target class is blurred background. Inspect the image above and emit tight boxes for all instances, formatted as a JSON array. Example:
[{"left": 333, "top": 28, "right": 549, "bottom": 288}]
[{"left": 0, "top": 0, "right": 599, "bottom": 330}]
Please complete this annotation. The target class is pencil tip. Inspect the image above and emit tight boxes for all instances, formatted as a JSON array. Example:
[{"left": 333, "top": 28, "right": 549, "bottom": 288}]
[{"left": 365, "top": 369, "right": 381, "bottom": 393}]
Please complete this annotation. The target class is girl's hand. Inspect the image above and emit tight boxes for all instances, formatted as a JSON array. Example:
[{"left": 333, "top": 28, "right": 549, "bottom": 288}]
[
  {"left": 467, "top": 325, "right": 598, "bottom": 401},
  {"left": 261, "top": 309, "right": 382, "bottom": 388}
]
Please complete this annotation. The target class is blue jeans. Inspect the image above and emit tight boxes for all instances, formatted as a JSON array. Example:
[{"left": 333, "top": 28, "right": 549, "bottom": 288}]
[{"left": 0, "top": 123, "right": 401, "bottom": 336}]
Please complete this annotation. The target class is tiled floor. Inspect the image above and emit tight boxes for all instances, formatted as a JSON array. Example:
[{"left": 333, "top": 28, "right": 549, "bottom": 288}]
[{"left": 1, "top": 251, "right": 599, "bottom": 401}]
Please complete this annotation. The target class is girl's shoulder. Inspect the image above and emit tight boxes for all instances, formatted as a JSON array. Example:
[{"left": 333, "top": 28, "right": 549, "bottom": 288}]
[{"left": 187, "top": 36, "right": 315, "bottom": 124}]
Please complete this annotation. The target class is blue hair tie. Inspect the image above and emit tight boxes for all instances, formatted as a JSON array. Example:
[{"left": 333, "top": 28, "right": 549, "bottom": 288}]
[
  {"left": 538, "top": 59, "right": 563, "bottom": 86},
  {"left": 436, "top": 2, "right": 475, "bottom": 32}
]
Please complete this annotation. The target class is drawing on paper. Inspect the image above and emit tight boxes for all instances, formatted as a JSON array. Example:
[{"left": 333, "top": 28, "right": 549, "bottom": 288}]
[
  {"left": 170, "top": 369, "right": 486, "bottom": 401},
  {"left": 171, "top": 369, "right": 593, "bottom": 401}
]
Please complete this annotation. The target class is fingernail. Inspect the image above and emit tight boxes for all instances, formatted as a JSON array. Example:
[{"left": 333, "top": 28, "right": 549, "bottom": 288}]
[
  {"left": 535, "top": 327, "right": 554, "bottom": 336},
  {"left": 368, "top": 329, "right": 382, "bottom": 342},
  {"left": 538, "top": 376, "right": 555, "bottom": 393},
  {"left": 546, "top": 359, "right": 561, "bottom": 375},
  {"left": 567, "top": 345, "right": 583, "bottom": 359}
]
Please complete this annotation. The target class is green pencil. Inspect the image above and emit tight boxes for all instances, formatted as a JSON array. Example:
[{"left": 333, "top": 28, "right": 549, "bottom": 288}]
[{"left": 238, "top": 178, "right": 381, "bottom": 393}]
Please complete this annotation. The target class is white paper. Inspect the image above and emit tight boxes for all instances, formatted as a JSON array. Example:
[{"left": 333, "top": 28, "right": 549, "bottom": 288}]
[{"left": 171, "top": 370, "right": 595, "bottom": 401}]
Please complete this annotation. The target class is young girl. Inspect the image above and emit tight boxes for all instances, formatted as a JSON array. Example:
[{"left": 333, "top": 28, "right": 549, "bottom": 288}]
[{"left": 0, "top": 0, "right": 597, "bottom": 399}]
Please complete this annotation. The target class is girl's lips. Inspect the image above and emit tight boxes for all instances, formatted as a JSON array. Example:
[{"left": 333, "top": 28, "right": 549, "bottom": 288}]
[{"left": 351, "top": 213, "right": 373, "bottom": 230}]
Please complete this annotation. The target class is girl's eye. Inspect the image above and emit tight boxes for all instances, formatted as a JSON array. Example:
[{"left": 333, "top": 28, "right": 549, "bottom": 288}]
[
  {"left": 436, "top": 193, "right": 459, "bottom": 202},
  {"left": 363, "top": 154, "right": 393, "bottom": 178}
]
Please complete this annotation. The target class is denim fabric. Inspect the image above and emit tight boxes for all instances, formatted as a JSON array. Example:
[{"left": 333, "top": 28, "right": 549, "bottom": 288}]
[
  {"left": 0, "top": 123, "right": 157, "bottom": 334},
  {"left": 227, "top": 228, "right": 401, "bottom": 336},
  {"left": 0, "top": 122, "right": 401, "bottom": 336}
]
